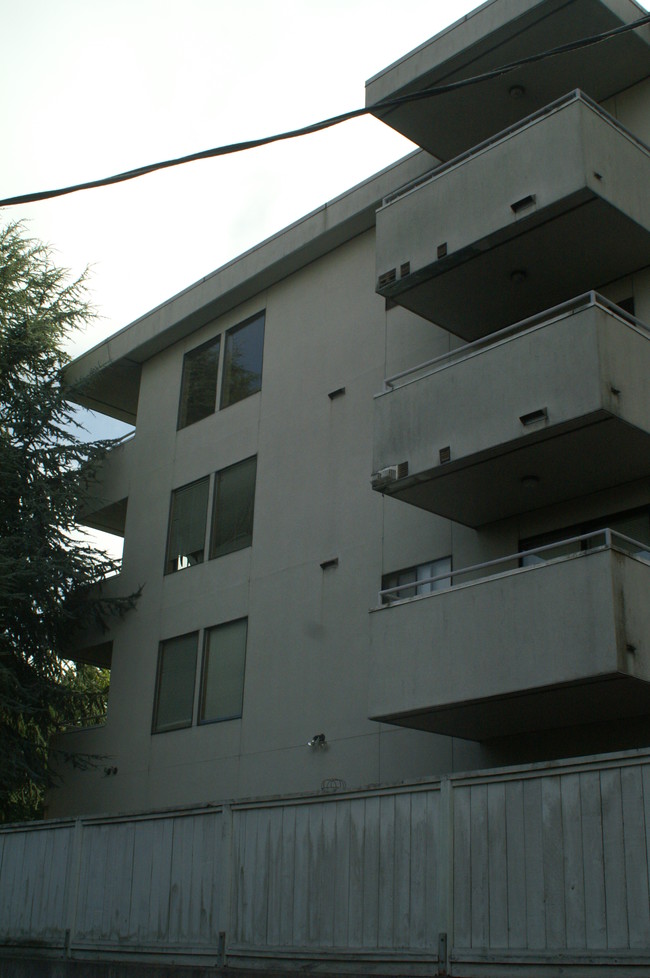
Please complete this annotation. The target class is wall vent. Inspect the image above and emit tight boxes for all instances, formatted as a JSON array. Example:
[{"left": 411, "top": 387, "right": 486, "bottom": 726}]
[
  {"left": 439, "top": 446, "right": 451, "bottom": 464},
  {"left": 520, "top": 407, "right": 548, "bottom": 426},
  {"left": 378, "top": 268, "right": 396, "bottom": 288}
]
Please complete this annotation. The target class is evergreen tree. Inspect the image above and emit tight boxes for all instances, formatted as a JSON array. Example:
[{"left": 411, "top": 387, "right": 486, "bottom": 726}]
[{"left": 0, "top": 222, "right": 138, "bottom": 821}]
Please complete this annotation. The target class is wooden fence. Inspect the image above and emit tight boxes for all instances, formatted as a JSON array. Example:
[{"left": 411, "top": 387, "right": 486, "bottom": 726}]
[{"left": 2, "top": 750, "right": 650, "bottom": 976}]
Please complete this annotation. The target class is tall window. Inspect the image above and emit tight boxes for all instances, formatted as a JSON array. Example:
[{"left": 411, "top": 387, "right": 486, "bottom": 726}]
[
  {"left": 152, "top": 633, "right": 198, "bottom": 732},
  {"left": 382, "top": 556, "right": 452, "bottom": 602},
  {"left": 210, "top": 457, "right": 257, "bottom": 559},
  {"left": 199, "top": 619, "right": 247, "bottom": 723},
  {"left": 221, "top": 313, "right": 265, "bottom": 408},
  {"left": 178, "top": 336, "right": 221, "bottom": 429},
  {"left": 165, "top": 477, "right": 210, "bottom": 574}
]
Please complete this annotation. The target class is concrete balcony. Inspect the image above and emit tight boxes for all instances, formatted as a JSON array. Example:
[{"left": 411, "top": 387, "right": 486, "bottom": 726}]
[
  {"left": 375, "top": 92, "right": 650, "bottom": 339},
  {"left": 371, "top": 295, "right": 650, "bottom": 526},
  {"left": 369, "top": 533, "right": 650, "bottom": 740},
  {"left": 80, "top": 434, "right": 134, "bottom": 535},
  {"left": 366, "top": 0, "right": 650, "bottom": 161}
]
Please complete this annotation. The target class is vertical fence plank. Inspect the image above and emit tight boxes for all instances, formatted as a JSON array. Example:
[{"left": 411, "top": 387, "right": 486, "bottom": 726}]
[
  {"left": 504, "top": 779, "right": 526, "bottom": 950},
  {"left": 561, "top": 772, "right": 586, "bottom": 950},
  {"left": 487, "top": 781, "right": 507, "bottom": 949},
  {"left": 453, "top": 785, "right": 472, "bottom": 949},
  {"left": 580, "top": 770, "right": 607, "bottom": 950},
  {"left": 542, "top": 775, "right": 566, "bottom": 949},
  {"left": 601, "top": 767, "right": 629, "bottom": 948},
  {"left": 333, "top": 798, "right": 351, "bottom": 948},
  {"left": 523, "top": 776, "right": 545, "bottom": 950},
  {"left": 620, "top": 765, "right": 650, "bottom": 948},
  {"left": 470, "top": 783, "right": 489, "bottom": 949},
  {"left": 378, "top": 793, "right": 395, "bottom": 948}
]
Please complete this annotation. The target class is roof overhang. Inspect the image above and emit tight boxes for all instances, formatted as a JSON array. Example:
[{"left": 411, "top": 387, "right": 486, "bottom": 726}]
[{"left": 65, "top": 151, "right": 438, "bottom": 423}]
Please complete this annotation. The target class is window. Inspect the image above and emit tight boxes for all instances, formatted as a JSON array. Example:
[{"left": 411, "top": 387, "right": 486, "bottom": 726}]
[
  {"left": 178, "top": 337, "right": 221, "bottom": 429},
  {"left": 210, "top": 456, "right": 257, "bottom": 559},
  {"left": 221, "top": 312, "right": 265, "bottom": 408},
  {"left": 165, "top": 477, "right": 210, "bottom": 574},
  {"left": 382, "top": 556, "right": 452, "bottom": 602},
  {"left": 153, "top": 632, "right": 198, "bottom": 732},
  {"left": 153, "top": 620, "right": 248, "bottom": 733},
  {"left": 199, "top": 619, "right": 247, "bottom": 723}
]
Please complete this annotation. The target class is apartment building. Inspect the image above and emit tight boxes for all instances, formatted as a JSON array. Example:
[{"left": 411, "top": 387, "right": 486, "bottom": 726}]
[
  {"left": 47, "top": 0, "right": 650, "bottom": 819},
  {"left": 3, "top": 2, "right": 650, "bottom": 974}
]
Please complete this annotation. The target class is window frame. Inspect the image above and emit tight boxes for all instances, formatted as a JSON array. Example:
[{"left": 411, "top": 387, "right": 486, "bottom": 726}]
[
  {"left": 382, "top": 555, "right": 452, "bottom": 603},
  {"left": 177, "top": 335, "right": 222, "bottom": 431},
  {"left": 209, "top": 456, "right": 257, "bottom": 560},
  {"left": 219, "top": 311, "right": 265, "bottom": 410},
  {"left": 152, "top": 631, "right": 199, "bottom": 734},
  {"left": 164, "top": 476, "right": 210, "bottom": 575},
  {"left": 198, "top": 617, "right": 248, "bottom": 725}
]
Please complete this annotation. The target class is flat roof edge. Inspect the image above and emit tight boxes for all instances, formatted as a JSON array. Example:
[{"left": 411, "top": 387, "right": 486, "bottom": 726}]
[{"left": 67, "top": 150, "right": 435, "bottom": 385}]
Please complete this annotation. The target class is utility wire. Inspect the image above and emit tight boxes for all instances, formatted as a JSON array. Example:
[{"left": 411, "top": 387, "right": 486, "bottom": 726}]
[{"left": 2, "top": 11, "right": 649, "bottom": 209}]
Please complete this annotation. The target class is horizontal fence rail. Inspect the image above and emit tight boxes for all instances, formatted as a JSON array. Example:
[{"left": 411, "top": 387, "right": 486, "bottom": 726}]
[{"left": 2, "top": 750, "right": 650, "bottom": 975}]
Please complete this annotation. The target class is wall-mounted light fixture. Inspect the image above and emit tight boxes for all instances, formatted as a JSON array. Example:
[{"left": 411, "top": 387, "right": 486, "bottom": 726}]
[{"left": 307, "top": 733, "right": 327, "bottom": 749}]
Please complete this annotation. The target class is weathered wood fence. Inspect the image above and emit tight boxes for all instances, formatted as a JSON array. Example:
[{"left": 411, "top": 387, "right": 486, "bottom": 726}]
[{"left": 2, "top": 749, "right": 650, "bottom": 976}]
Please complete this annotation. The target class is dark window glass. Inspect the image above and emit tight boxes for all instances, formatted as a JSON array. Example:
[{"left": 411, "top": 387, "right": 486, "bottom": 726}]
[
  {"left": 221, "top": 313, "right": 265, "bottom": 408},
  {"left": 210, "top": 457, "right": 257, "bottom": 559},
  {"left": 199, "top": 619, "right": 247, "bottom": 723},
  {"left": 165, "top": 477, "right": 210, "bottom": 574},
  {"left": 178, "top": 336, "right": 221, "bottom": 429},
  {"left": 153, "top": 633, "right": 198, "bottom": 732}
]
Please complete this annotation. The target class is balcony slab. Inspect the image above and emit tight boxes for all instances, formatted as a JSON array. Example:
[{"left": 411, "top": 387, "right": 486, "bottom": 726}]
[
  {"left": 375, "top": 93, "right": 650, "bottom": 338},
  {"left": 373, "top": 298, "right": 650, "bottom": 525},
  {"left": 369, "top": 545, "right": 650, "bottom": 739}
]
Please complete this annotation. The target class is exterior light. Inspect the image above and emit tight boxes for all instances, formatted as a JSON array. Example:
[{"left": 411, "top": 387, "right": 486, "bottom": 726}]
[
  {"left": 509, "top": 84, "right": 525, "bottom": 99},
  {"left": 307, "top": 733, "right": 327, "bottom": 749},
  {"left": 511, "top": 269, "right": 527, "bottom": 284}
]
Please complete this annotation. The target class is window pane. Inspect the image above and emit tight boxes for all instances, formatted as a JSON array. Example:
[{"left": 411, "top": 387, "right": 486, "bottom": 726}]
[
  {"left": 416, "top": 556, "right": 451, "bottom": 594},
  {"left": 210, "top": 457, "right": 257, "bottom": 559},
  {"left": 166, "top": 477, "right": 210, "bottom": 573},
  {"left": 221, "top": 313, "right": 265, "bottom": 408},
  {"left": 200, "top": 619, "right": 247, "bottom": 722},
  {"left": 153, "top": 633, "right": 198, "bottom": 732},
  {"left": 178, "top": 337, "right": 220, "bottom": 429}
]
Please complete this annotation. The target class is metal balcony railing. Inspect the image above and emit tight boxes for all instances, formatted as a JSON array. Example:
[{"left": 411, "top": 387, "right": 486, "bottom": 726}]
[
  {"left": 378, "top": 529, "right": 650, "bottom": 605},
  {"left": 380, "top": 292, "right": 650, "bottom": 394}
]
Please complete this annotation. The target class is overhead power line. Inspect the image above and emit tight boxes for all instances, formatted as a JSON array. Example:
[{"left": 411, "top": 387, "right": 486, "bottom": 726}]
[{"left": 1, "top": 12, "right": 649, "bottom": 209}]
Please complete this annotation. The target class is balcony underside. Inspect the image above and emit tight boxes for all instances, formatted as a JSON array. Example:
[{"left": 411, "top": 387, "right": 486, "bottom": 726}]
[
  {"left": 380, "top": 196, "right": 650, "bottom": 340},
  {"left": 366, "top": 0, "right": 650, "bottom": 160},
  {"left": 377, "top": 673, "right": 650, "bottom": 741},
  {"left": 382, "top": 412, "right": 650, "bottom": 526}
]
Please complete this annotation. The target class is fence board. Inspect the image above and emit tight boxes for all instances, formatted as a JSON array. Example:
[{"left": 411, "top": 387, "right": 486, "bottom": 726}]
[
  {"left": 560, "top": 772, "right": 586, "bottom": 949},
  {"left": 504, "top": 779, "right": 526, "bottom": 949},
  {"left": 621, "top": 765, "right": 650, "bottom": 948},
  {"left": 601, "top": 767, "right": 629, "bottom": 948},
  {"left": 487, "top": 781, "right": 507, "bottom": 949}
]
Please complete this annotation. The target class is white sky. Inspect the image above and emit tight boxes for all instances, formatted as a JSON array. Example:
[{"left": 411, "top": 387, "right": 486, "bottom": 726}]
[{"left": 3, "top": 0, "right": 480, "bottom": 367}]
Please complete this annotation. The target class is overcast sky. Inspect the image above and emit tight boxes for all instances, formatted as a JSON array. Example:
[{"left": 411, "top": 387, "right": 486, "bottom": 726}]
[{"left": 3, "top": 0, "right": 483, "bottom": 364}]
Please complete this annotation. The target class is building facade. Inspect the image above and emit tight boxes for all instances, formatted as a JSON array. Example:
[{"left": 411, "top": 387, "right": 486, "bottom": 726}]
[
  {"left": 49, "top": 0, "right": 650, "bottom": 820},
  {"left": 4, "top": 1, "right": 650, "bottom": 973}
]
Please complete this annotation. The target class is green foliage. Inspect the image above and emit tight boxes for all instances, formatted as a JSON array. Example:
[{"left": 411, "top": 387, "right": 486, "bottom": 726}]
[{"left": 0, "top": 222, "right": 138, "bottom": 822}]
